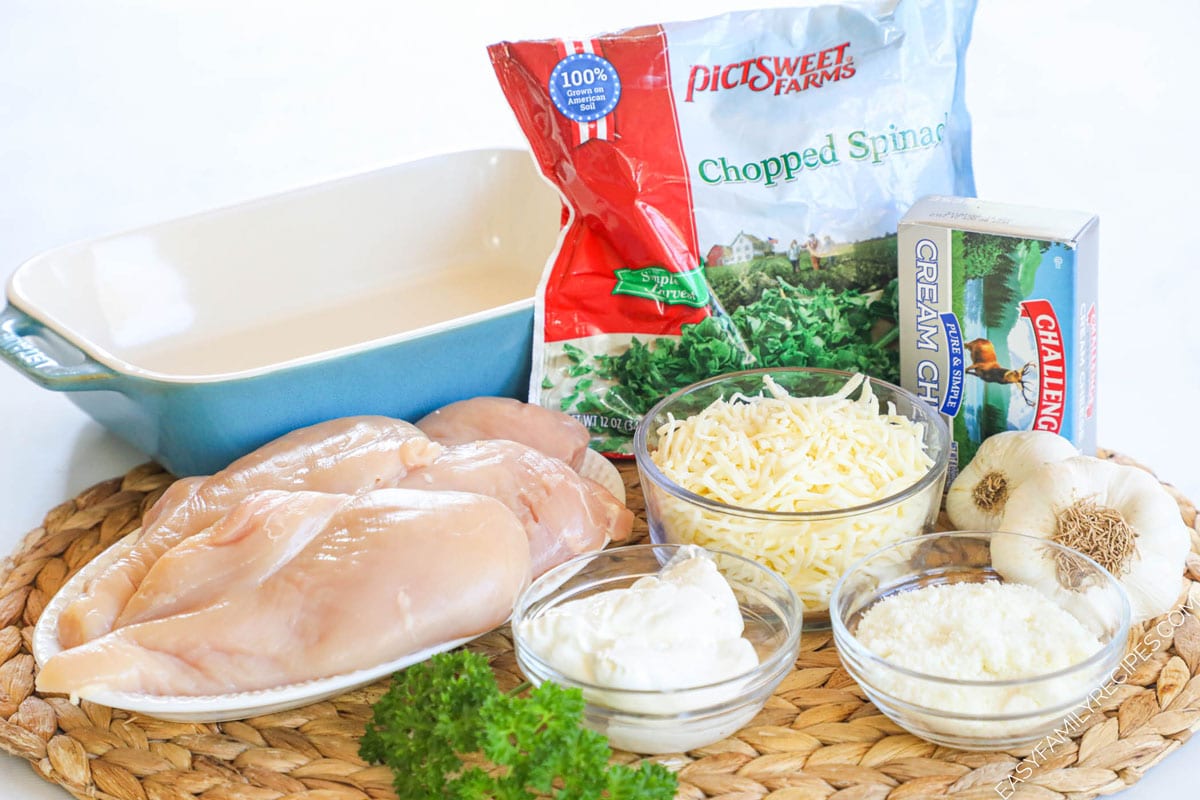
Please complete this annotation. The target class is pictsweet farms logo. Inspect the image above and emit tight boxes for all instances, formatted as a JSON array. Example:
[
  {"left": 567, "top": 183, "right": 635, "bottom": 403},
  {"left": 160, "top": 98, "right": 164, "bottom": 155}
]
[{"left": 684, "top": 41, "right": 855, "bottom": 102}]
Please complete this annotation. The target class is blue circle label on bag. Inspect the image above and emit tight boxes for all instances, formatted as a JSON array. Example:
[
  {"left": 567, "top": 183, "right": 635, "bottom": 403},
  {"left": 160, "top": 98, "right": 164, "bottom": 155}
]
[{"left": 549, "top": 53, "right": 621, "bottom": 123}]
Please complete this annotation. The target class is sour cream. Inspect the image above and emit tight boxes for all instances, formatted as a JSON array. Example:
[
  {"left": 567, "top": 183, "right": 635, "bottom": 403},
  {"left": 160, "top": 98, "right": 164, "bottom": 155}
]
[{"left": 516, "top": 546, "right": 758, "bottom": 692}]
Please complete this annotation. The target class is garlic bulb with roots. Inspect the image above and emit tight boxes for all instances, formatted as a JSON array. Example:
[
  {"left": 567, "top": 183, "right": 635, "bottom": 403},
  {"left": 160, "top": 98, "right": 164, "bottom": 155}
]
[
  {"left": 945, "top": 431, "right": 1080, "bottom": 531},
  {"left": 992, "top": 456, "right": 1190, "bottom": 623}
]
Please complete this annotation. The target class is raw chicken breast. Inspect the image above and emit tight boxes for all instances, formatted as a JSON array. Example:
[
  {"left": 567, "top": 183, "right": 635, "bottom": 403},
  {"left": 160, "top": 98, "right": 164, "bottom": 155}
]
[
  {"left": 38, "top": 488, "right": 530, "bottom": 697},
  {"left": 140, "top": 476, "right": 207, "bottom": 532},
  {"left": 394, "top": 439, "right": 633, "bottom": 576},
  {"left": 114, "top": 490, "right": 346, "bottom": 629},
  {"left": 58, "top": 416, "right": 441, "bottom": 648},
  {"left": 416, "top": 396, "right": 590, "bottom": 470}
]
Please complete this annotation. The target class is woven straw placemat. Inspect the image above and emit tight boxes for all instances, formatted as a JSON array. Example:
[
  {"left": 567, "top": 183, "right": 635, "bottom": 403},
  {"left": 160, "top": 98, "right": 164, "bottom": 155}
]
[{"left": 1, "top": 451, "right": 1198, "bottom": 800}]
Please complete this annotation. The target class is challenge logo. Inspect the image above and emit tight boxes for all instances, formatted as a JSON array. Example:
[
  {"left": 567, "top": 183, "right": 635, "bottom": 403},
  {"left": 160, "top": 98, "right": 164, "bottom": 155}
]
[
  {"left": 1020, "top": 299, "right": 1067, "bottom": 434},
  {"left": 684, "top": 42, "right": 855, "bottom": 102}
]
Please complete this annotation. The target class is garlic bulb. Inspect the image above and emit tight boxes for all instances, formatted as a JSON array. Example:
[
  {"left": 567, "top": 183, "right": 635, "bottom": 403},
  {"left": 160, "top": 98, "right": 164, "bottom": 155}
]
[
  {"left": 992, "top": 456, "right": 1190, "bottom": 623},
  {"left": 945, "top": 431, "right": 1080, "bottom": 530}
]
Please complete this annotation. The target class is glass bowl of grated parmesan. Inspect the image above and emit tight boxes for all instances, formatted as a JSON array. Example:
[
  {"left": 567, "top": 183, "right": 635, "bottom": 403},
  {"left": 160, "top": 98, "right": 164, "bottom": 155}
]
[
  {"left": 634, "top": 367, "right": 949, "bottom": 627},
  {"left": 831, "top": 531, "right": 1131, "bottom": 750}
]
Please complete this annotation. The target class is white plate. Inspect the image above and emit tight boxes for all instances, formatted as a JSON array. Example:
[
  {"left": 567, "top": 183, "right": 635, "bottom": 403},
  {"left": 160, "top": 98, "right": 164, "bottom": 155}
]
[
  {"left": 32, "top": 454, "right": 625, "bottom": 722},
  {"left": 581, "top": 448, "right": 625, "bottom": 505}
]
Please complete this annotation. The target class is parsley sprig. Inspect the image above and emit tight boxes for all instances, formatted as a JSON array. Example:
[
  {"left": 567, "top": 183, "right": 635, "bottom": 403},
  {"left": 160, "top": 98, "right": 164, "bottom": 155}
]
[{"left": 360, "top": 651, "right": 678, "bottom": 799}]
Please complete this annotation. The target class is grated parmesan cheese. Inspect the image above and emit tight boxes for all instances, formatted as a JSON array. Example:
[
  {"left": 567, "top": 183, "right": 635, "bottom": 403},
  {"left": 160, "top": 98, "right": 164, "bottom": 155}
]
[
  {"left": 648, "top": 374, "right": 937, "bottom": 612},
  {"left": 853, "top": 581, "right": 1103, "bottom": 734},
  {"left": 856, "top": 582, "right": 1101, "bottom": 683}
]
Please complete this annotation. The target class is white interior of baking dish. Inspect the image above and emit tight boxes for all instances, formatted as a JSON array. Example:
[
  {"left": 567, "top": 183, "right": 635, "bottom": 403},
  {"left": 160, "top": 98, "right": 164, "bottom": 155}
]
[{"left": 7, "top": 149, "right": 562, "bottom": 380}]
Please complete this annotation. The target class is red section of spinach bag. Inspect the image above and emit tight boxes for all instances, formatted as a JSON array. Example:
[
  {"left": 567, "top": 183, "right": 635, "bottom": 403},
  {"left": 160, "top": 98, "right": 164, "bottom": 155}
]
[{"left": 489, "top": 1, "right": 978, "bottom": 455}]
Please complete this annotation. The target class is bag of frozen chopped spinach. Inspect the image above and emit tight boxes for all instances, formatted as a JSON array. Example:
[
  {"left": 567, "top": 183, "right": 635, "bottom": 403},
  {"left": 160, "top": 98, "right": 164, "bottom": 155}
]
[{"left": 489, "top": 0, "right": 977, "bottom": 455}]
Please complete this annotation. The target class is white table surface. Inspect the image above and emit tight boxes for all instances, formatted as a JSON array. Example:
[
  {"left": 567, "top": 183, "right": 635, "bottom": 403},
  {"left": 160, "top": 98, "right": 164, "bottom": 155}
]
[{"left": 1, "top": 1, "right": 1197, "bottom": 797}]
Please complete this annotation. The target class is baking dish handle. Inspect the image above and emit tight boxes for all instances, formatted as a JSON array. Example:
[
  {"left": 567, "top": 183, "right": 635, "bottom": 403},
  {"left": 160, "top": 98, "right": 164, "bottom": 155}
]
[{"left": 0, "top": 305, "right": 119, "bottom": 390}]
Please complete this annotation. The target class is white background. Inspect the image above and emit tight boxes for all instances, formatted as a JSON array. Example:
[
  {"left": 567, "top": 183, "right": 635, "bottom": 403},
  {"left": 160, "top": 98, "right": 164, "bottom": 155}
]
[{"left": 1, "top": 1, "right": 1197, "bottom": 797}]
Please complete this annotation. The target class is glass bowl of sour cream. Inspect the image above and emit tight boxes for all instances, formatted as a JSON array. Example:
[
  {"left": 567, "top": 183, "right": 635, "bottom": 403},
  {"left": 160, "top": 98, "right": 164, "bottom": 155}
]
[
  {"left": 832, "top": 531, "right": 1131, "bottom": 751},
  {"left": 512, "top": 543, "right": 803, "bottom": 754}
]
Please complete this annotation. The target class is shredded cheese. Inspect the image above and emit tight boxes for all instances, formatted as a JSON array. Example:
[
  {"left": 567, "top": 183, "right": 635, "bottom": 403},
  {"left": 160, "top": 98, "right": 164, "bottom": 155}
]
[{"left": 649, "top": 374, "right": 936, "bottom": 611}]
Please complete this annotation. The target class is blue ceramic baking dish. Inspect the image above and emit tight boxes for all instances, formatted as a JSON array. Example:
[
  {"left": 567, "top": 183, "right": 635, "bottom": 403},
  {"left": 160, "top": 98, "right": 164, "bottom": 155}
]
[{"left": 0, "top": 149, "right": 562, "bottom": 475}]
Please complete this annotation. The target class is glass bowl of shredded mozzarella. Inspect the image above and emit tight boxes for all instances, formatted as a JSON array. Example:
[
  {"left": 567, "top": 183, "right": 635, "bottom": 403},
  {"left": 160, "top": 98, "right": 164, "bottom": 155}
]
[
  {"left": 832, "top": 531, "right": 1131, "bottom": 750},
  {"left": 633, "top": 368, "right": 949, "bottom": 626},
  {"left": 512, "top": 544, "right": 803, "bottom": 754}
]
